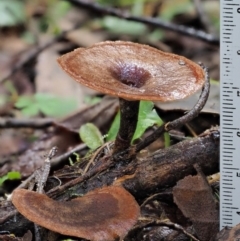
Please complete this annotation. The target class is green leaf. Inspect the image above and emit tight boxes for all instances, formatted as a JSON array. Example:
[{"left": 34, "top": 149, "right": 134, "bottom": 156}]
[
  {"left": 15, "top": 96, "right": 33, "bottom": 108},
  {"left": 15, "top": 94, "right": 78, "bottom": 117},
  {"left": 79, "top": 123, "right": 104, "bottom": 150},
  {"left": 0, "top": 0, "right": 26, "bottom": 27},
  {"left": 0, "top": 175, "right": 8, "bottom": 186},
  {"left": 102, "top": 16, "right": 146, "bottom": 35},
  {"left": 7, "top": 171, "right": 21, "bottom": 180},
  {"left": 0, "top": 171, "right": 21, "bottom": 186},
  {"left": 107, "top": 101, "right": 170, "bottom": 146},
  {"left": 35, "top": 93, "right": 77, "bottom": 117},
  {"left": 132, "top": 101, "right": 164, "bottom": 141},
  {"left": 148, "top": 29, "right": 164, "bottom": 42},
  {"left": 20, "top": 103, "right": 40, "bottom": 117},
  {"left": 106, "top": 111, "right": 120, "bottom": 141}
]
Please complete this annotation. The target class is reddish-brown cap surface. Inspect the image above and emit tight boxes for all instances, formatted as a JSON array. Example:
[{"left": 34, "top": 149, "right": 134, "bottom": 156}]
[
  {"left": 58, "top": 41, "right": 205, "bottom": 101},
  {"left": 12, "top": 186, "right": 140, "bottom": 241}
]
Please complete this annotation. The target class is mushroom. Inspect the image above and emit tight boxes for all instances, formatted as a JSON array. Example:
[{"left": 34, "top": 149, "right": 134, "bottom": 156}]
[
  {"left": 12, "top": 185, "right": 140, "bottom": 241},
  {"left": 58, "top": 41, "right": 205, "bottom": 154}
]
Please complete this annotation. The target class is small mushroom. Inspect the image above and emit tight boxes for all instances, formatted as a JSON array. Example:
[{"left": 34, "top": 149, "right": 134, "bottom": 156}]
[
  {"left": 12, "top": 186, "right": 140, "bottom": 241},
  {"left": 58, "top": 41, "right": 205, "bottom": 154}
]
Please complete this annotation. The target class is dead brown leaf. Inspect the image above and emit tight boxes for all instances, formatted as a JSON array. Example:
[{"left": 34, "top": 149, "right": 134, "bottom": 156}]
[{"left": 173, "top": 172, "right": 219, "bottom": 241}]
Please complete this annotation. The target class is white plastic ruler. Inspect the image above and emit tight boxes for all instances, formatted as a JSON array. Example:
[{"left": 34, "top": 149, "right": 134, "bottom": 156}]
[{"left": 220, "top": 0, "right": 240, "bottom": 229}]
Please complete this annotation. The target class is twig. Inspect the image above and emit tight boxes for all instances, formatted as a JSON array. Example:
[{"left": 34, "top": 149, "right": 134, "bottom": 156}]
[
  {"left": 9, "top": 147, "right": 58, "bottom": 195},
  {"left": 0, "top": 117, "right": 54, "bottom": 129},
  {"left": 51, "top": 143, "right": 87, "bottom": 167},
  {"left": 82, "top": 141, "right": 113, "bottom": 175},
  {"left": 47, "top": 155, "right": 113, "bottom": 198},
  {"left": 0, "top": 210, "right": 18, "bottom": 225},
  {"left": 35, "top": 147, "right": 58, "bottom": 193},
  {"left": 66, "top": 0, "right": 219, "bottom": 44}
]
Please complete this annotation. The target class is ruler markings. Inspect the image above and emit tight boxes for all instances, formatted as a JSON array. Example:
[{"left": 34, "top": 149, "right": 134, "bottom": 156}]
[
  {"left": 224, "top": 4, "right": 240, "bottom": 6},
  {"left": 221, "top": 0, "right": 240, "bottom": 228}
]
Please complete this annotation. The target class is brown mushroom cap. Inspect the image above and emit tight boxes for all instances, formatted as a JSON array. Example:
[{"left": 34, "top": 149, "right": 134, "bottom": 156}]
[
  {"left": 58, "top": 41, "right": 205, "bottom": 101},
  {"left": 12, "top": 186, "right": 140, "bottom": 241}
]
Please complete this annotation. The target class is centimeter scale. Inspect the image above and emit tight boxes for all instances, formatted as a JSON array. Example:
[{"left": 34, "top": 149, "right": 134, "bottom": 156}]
[{"left": 220, "top": 0, "right": 240, "bottom": 229}]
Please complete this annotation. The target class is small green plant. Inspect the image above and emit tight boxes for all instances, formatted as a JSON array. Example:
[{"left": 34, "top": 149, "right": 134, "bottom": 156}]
[
  {"left": 0, "top": 171, "right": 21, "bottom": 186},
  {"left": 107, "top": 101, "right": 170, "bottom": 147},
  {"left": 107, "top": 111, "right": 121, "bottom": 141},
  {"left": 79, "top": 101, "right": 170, "bottom": 151},
  {"left": 15, "top": 93, "right": 78, "bottom": 117},
  {"left": 79, "top": 123, "right": 104, "bottom": 150}
]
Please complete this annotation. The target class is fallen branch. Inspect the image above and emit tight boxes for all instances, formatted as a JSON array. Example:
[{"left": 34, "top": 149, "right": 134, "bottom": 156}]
[
  {"left": 0, "top": 118, "right": 54, "bottom": 129},
  {"left": 0, "top": 128, "right": 219, "bottom": 237},
  {"left": 0, "top": 127, "right": 219, "bottom": 234},
  {"left": 66, "top": 0, "right": 219, "bottom": 44}
]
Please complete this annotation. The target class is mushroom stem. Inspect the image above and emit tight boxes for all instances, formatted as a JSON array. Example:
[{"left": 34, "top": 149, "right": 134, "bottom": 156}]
[{"left": 113, "top": 98, "right": 139, "bottom": 154}]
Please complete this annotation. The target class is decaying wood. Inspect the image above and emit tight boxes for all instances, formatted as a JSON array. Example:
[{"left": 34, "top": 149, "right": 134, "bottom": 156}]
[
  {"left": 0, "top": 127, "right": 219, "bottom": 235},
  {"left": 122, "top": 127, "right": 219, "bottom": 197}
]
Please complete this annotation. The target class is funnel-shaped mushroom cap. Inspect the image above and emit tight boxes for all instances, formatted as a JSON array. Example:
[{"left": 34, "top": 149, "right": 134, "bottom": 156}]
[
  {"left": 12, "top": 186, "right": 140, "bottom": 241},
  {"left": 58, "top": 41, "right": 205, "bottom": 101}
]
